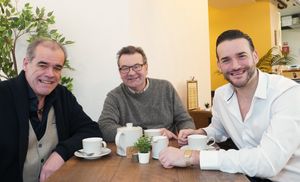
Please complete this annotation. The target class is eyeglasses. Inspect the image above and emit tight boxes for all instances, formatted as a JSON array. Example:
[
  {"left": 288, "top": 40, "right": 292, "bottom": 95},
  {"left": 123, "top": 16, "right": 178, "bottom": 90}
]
[{"left": 119, "top": 63, "right": 145, "bottom": 74}]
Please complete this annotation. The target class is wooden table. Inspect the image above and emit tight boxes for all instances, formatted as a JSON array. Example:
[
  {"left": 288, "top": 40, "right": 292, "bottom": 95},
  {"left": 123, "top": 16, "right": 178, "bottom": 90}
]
[{"left": 47, "top": 141, "right": 249, "bottom": 182}]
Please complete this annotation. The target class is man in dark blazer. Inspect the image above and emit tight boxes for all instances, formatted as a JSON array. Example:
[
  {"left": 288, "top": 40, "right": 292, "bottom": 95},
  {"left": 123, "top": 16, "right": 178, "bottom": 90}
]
[{"left": 0, "top": 39, "right": 102, "bottom": 182}]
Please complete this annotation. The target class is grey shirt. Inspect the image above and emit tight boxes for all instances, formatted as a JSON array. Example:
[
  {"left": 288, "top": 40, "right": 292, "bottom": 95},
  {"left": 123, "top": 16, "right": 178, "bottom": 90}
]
[{"left": 98, "top": 78, "right": 195, "bottom": 142}]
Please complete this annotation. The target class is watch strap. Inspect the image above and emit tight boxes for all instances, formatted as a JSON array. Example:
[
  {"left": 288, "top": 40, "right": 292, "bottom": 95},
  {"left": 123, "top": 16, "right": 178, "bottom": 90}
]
[{"left": 184, "top": 150, "right": 193, "bottom": 167}]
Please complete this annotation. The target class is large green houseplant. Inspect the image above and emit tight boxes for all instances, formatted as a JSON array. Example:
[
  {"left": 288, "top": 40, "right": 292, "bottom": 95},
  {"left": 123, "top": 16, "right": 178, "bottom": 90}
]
[
  {"left": 0, "top": 0, "right": 74, "bottom": 90},
  {"left": 256, "top": 46, "right": 295, "bottom": 74}
]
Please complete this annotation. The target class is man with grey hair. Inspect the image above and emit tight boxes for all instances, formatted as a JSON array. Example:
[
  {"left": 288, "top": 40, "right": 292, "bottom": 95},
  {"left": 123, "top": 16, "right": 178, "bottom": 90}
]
[
  {"left": 98, "top": 45, "right": 195, "bottom": 142},
  {"left": 0, "top": 39, "right": 102, "bottom": 181}
]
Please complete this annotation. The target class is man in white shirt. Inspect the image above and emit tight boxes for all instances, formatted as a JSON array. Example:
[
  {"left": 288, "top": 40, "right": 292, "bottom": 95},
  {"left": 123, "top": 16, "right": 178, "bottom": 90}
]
[{"left": 159, "top": 29, "right": 300, "bottom": 182}]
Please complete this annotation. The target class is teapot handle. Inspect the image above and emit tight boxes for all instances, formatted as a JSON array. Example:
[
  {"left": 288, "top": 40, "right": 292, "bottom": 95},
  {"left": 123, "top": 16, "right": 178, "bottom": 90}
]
[{"left": 115, "top": 131, "right": 124, "bottom": 150}]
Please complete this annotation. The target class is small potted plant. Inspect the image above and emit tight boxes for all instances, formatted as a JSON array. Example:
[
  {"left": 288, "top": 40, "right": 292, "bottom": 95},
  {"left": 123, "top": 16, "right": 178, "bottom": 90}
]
[
  {"left": 204, "top": 102, "right": 210, "bottom": 111},
  {"left": 134, "top": 135, "right": 151, "bottom": 164}
]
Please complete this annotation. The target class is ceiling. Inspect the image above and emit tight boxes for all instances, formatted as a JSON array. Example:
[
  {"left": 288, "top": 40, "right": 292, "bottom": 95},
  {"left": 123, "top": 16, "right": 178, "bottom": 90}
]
[
  {"left": 208, "top": 0, "right": 255, "bottom": 9},
  {"left": 208, "top": 0, "right": 300, "bottom": 16},
  {"left": 277, "top": 0, "right": 300, "bottom": 16}
]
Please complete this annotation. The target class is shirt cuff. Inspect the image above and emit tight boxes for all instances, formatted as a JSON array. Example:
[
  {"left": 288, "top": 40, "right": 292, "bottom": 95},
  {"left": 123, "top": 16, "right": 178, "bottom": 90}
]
[{"left": 200, "top": 150, "right": 220, "bottom": 170}]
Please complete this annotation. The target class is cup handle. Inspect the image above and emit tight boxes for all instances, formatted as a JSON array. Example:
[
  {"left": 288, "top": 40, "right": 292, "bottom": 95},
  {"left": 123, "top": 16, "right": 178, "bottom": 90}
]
[
  {"left": 102, "top": 141, "right": 107, "bottom": 148},
  {"left": 207, "top": 137, "right": 215, "bottom": 146},
  {"left": 152, "top": 138, "right": 158, "bottom": 144}
]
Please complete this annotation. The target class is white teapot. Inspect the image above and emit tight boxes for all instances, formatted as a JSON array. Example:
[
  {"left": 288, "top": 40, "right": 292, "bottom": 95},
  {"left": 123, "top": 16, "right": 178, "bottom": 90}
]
[{"left": 115, "top": 123, "right": 143, "bottom": 156}]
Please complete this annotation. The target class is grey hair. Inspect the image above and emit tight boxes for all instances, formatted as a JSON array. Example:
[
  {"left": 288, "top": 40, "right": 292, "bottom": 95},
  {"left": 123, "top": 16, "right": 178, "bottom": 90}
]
[
  {"left": 116, "top": 45, "right": 147, "bottom": 66},
  {"left": 26, "top": 38, "right": 67, "bottom": 63}
]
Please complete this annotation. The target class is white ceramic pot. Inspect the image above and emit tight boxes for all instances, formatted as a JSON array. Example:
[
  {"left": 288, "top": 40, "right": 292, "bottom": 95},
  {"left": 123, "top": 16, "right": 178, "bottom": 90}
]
[
  {"left": 138, "top": 152, "right": 150, "bottom": 164},
  {"left": 115, "top": 123, "right": 143, "bottom": 156}
]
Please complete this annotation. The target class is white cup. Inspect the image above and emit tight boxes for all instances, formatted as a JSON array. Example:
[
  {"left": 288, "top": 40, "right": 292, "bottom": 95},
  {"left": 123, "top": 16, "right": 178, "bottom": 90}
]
[
  {"left": 188, "top": 134, "right": 215, "bottom": 150},
  {"left": 82, "top": 137, "right": 107, "bottom": 155},
  {"left": 144, "top": 129, "right": 161, "bottom": 138},
  {"left": 151, "top": 135, "right": 169, "bottom": 159}
]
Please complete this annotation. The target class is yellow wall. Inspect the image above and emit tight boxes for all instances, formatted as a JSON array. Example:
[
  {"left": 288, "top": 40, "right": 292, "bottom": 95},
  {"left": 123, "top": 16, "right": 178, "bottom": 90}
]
[{"left": 209, "top": 0, "right": 273, "bottom": 90}]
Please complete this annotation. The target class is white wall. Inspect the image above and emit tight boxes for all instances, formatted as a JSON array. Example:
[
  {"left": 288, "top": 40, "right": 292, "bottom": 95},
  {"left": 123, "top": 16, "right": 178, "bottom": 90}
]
[
  {"left": 269, "top": 3, "right": 281, "bottom": 47},
  {"left": 282, "top": 29, "right": 300, "bottom": 65},
  {"left": 16, "top": 0, "right": 211, "bottom": 120}
]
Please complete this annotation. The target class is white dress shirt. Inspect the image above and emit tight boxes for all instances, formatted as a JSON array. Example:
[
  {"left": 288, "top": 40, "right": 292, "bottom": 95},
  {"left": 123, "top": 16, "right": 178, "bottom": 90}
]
[{"left": 201, "top": 71, "right": 300, "bottom": 182}]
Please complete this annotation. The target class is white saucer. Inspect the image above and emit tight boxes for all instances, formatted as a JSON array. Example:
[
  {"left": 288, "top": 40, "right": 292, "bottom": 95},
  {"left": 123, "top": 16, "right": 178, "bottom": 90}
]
[
  {"left": 74, "top": 148, "right": 111, "bottom": 160},
  {"left": 180, "top": 145, "right": 216, "bottom": 151}
]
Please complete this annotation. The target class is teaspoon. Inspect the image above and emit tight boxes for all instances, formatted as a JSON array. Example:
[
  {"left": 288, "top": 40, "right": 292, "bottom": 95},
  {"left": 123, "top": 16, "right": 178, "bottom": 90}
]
[{"left": 77, "top": 150, "right": 94, "bottom": 156}]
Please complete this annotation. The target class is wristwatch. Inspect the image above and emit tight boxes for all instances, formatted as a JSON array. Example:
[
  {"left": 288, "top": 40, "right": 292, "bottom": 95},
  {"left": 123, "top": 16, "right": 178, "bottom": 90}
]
[{"left": 184, "top": 150, "right": 193, "bottom": 167}]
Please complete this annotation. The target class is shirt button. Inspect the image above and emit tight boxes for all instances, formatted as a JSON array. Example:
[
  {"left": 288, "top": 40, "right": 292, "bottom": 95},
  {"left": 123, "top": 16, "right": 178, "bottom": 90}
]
[
  {"left": 38, "top": 144, "right": 42, "bottom": 148},
  {"left": 41, "top": 159, "right": 44, "bottom": 163},
  {"left": 242, "top": 134, "right": 247, "bottom": 140}
]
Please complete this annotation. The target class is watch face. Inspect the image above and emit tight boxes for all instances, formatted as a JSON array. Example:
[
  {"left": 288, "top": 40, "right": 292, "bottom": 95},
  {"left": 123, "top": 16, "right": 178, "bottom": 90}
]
[{"left": 184, "top": 150, "right": 192, "bottom": 158}]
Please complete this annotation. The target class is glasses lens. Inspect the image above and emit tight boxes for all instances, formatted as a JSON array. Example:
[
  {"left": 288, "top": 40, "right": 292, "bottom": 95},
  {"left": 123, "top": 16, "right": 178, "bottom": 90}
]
[
  {"left": 119, "top": 67, "right": 129, "bottom": 73},
  {"left": 119, "top": 64, "right": 144, "bottom": 74},
  {"left": 132, "top": 64, "right": 143, "bottom": 71}
]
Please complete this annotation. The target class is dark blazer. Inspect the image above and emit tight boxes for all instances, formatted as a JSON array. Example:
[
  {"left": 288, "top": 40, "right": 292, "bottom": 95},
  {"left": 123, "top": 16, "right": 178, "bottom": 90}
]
[{"left": 0, "top": 71, "right": 102, "bottom": 181}]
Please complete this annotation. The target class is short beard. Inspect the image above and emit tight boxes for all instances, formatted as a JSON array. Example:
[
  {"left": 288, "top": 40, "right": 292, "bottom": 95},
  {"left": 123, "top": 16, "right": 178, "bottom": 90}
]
[{"left": 224, "top": 66, "right": 257, "bottom": 88}]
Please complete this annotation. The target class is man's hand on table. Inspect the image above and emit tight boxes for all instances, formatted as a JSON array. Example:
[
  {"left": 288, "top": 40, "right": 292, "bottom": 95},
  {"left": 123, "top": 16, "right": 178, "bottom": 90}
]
[
  {"left": 39, "top": 151, "right": 65, "bottom": 182},
  {"left": 160, "top": 128, "right": 178, "bottom": 139},
  {"left": 177, "top": 128, "right": 207, "bottom": 146},
  {"left": 159, "top": 146, "right": 200, "bottom": 168}
]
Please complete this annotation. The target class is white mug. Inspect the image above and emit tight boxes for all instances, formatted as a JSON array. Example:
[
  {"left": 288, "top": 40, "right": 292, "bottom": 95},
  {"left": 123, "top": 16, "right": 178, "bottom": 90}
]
[
  {"left": 82, "top": 137, "right": 107, "bottom": 155},
  {"left": 151, "top": 135, "right": 169, "bottom": 159},
  {"left": 188, "top": 134, "right": 215, "bottom": 150},
  {"left": 144, "top": 129, "right": 161, "bottom": 138}
]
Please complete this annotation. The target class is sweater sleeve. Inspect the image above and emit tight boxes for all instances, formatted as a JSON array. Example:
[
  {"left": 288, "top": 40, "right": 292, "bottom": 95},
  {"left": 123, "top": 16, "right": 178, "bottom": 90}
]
[
  {"left": 98, "top": 93, "right": 122, "bottom": 142},
  {"left": 170, "top": 83, "right": 195, "bottom": 131}
]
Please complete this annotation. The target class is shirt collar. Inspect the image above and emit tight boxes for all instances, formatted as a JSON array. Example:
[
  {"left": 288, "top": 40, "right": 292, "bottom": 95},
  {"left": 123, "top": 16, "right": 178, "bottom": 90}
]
[
  {"left": 27, "top": 83, "right": 39, "bottom": 112},
  {"left": 26, "top": 80, "right": 58, "bottom": 112},
  {"left": 253, "top": 70, "right": 268, "bottom": 99},
  {"left": 128, "top": 78, "right": 150, "bottom": 94},
  {"left": 224, "top": 69, "right": 267, "bottom": 102}
]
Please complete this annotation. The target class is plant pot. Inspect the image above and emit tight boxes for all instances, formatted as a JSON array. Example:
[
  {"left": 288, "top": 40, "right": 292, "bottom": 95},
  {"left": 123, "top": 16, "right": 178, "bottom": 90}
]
[
  {"left": 138, "top": 152, "right": 150, "bottom": 164},
  {"left": 204, "top": 108, "right": 210, "bottom": 111}
]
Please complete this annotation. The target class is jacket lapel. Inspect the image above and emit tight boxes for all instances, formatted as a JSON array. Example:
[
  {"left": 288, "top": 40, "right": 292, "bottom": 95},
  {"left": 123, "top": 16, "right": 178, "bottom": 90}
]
[{"left": 9, "top": 71, "right": 29, "bottom": 172}]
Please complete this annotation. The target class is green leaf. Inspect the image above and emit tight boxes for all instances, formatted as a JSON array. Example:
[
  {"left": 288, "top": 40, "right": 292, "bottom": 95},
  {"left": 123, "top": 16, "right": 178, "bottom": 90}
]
[
  {"left": 36, "top": 7, "right": 40, "bottom": 15},
  {"left": 1, "top": 4, "right": 5, "bottom": 14},
  {"left": 39, "top": 7, "right": 45, "bottom": 18},
  {"left": 47, "top": 11, "right": 53, "bottom": 17},
  {"left": 59, "top": 37, "right": 65, "bottom": 43},
  {"left": 7, "top": 29, "right": 12, "bottom": 36},
  {"left": 49, "top": 29, "right": 57, "bottom": 34},
  {"left": 65, "top": 40, "right": 75, "bottom": 45},
  {"left": 60, "top": 76, "right": 73, "bottom": 91},
  {"left": 5, "top": 8, "right": 10, "bottom": 16}
]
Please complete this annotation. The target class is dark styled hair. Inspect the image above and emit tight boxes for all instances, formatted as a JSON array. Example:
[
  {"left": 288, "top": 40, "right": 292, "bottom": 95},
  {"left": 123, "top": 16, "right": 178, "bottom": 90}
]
[
  {"left": 117, "top": 45, "right": 147, "bottom": 66},
  {"left": 26, "top": 38, "right": 67, "bottom": 63},
  {"left": 216, "top": 29, "right": 255, "bottom": 59}
]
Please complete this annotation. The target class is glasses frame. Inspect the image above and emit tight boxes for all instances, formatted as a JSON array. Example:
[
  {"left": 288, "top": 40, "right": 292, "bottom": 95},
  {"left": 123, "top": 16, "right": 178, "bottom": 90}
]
[{"left": 119, "top": 63, "right": 146, "bottom": 74}]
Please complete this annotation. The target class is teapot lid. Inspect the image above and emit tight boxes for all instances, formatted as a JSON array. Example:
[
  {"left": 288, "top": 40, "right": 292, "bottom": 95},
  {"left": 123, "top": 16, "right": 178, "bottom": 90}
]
[
  {"left": 118, "top": 123, "right": 142, "bottom": 131},
  {"left": 126, "top": 123, "right": 133, "bottom": 127}
]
